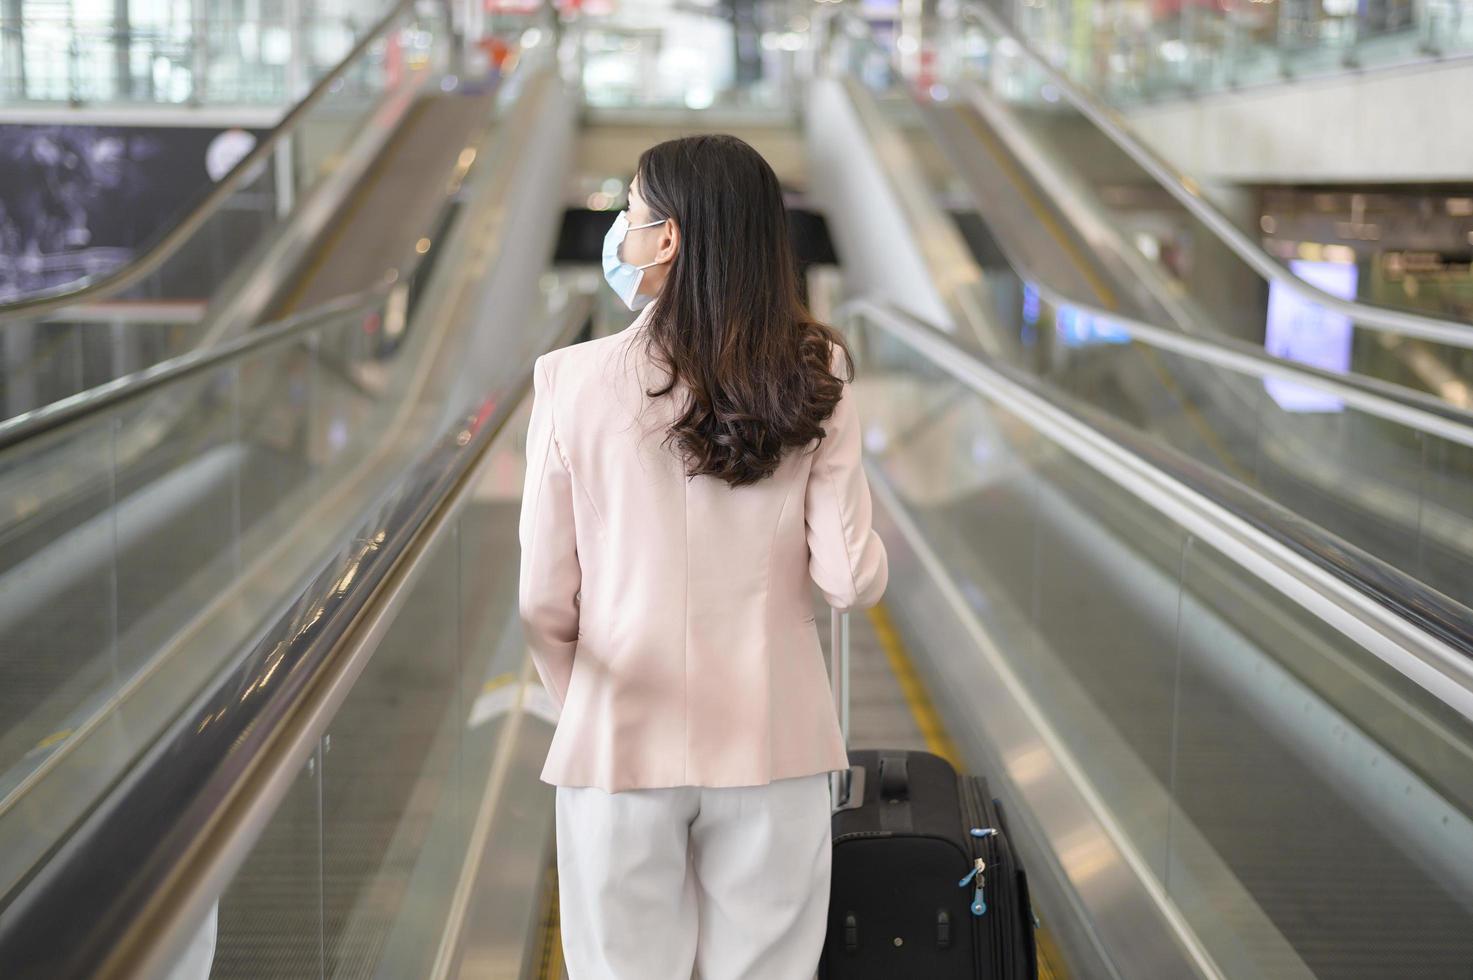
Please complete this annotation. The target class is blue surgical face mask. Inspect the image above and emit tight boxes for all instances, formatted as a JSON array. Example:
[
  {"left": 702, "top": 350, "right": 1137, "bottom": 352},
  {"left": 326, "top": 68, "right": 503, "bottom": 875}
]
[{"left": 602, "top": 210, "right": 666, "bottom": 311}]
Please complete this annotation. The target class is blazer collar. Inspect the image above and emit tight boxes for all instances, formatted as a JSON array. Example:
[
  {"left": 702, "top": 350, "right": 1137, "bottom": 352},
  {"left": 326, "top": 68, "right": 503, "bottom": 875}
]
[{"left": 626, "top": 301, "right": 657, "bottom": 336}]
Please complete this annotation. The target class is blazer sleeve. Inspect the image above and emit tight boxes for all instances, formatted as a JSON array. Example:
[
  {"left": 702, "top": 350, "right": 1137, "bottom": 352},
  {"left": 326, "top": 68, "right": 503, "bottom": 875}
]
[
  {"left": 518, "top": 354, "right": 580, "bottom": 710},
  {"left": 804, "top": 344, "right": 889, "bottom": 612}
]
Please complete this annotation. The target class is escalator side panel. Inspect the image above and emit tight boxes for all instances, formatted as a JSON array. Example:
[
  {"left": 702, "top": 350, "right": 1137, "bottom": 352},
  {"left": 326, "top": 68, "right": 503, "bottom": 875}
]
[
  {"left": 918, "top": 101, "right": 1126, "bottom": 316},
  {"left": 267, "top": 90, "right": 500, "bottom": 320}
]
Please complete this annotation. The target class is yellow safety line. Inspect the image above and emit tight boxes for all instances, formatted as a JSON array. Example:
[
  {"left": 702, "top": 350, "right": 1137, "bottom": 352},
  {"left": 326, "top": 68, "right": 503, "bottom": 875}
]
[
  {"left": 866, "top": 600, "right": 1072, "bottom": 979},
  {"left": 1038, "top": 926, "right": 1068, "bottom": 980},
  {"left": 1136, "top": 346, "right": 1258, "bottom": 485},
  {"left": 865, "top": 602, "right": 964, "bottom": 770},
  {"left": 537, "top": 859, "right": 566, "bottom": 980}
]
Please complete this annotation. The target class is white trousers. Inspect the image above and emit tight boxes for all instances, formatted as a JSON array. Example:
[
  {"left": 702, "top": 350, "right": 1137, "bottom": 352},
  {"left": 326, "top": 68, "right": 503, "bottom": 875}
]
[{"left": 554, "top": 771, "right": 832, "bottom": 980}]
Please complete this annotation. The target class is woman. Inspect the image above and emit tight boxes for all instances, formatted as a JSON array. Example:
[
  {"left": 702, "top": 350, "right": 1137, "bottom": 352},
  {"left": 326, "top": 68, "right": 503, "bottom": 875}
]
[{"left": 518, "top": 134, "right": 888, "bottom": 980}]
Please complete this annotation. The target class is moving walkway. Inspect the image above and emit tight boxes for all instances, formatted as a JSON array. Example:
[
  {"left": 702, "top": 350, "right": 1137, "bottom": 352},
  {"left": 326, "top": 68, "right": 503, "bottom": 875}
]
[{"left": 1, "top": 17, "right": 1472, "bottom": 980}]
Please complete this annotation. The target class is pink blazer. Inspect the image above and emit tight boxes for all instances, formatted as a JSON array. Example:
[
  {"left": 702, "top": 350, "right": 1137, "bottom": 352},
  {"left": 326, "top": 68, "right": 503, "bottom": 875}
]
[{"left": 517, "top": 305, "right": 888, "bottom": 793}]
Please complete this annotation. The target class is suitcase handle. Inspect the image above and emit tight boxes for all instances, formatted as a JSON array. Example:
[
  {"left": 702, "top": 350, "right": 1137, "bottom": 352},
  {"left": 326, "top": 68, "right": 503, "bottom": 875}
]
[
  {"left": 877, "top": 752, "right": 910, "bottom": 800},
  {"left": 829, "top": 609, "right": 862, "bottom": 812},
  {"left": 829, "top": 608, "right": 850, "bottom": 745}
]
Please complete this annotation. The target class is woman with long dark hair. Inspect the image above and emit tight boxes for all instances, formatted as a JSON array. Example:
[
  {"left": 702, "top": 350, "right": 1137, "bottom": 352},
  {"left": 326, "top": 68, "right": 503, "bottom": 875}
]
[{"left": 518, "top": 134, "right": 888, "bottom": 979}]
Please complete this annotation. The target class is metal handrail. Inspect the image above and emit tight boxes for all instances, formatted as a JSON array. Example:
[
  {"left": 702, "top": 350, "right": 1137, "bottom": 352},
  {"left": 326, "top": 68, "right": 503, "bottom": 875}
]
[
  {"left": 956, "top": 0, "right": 1473, "bottom": 350},
  {"left": 0, "top": 286, "right": 390, "bottom": 452},
  {"left": 0, "top": 291, "right": 594, "bottom": 978},
  {"left": 1025, "top": 277, "right": 1473, "bottom": 449},
  {"left": 0, "top": 0, "right": 419, "bottom": 323},
  {"left": 841, "top": 296, "right": 1473, "bottom": 719}
]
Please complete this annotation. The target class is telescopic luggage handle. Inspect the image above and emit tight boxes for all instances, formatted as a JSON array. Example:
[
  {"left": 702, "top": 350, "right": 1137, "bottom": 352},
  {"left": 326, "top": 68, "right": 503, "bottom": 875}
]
[
  {"left": 830, "top": 608, "right": 850, "bottom": 744},
  {"left": 829, "top": 609, "right": 865, "bottom": 811}
]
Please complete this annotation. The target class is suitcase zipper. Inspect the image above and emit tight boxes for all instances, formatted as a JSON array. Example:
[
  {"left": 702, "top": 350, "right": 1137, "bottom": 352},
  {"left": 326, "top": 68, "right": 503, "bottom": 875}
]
[
  {"left": 978, "top": 782, "right": 1026, "bottom": 978},
  {"left": 959, "top": 776, "right": 1007, "bottom": 977},
  {"left": 958, "top": 855, "right": 988, "bottom": 915},
  {"left": 958, "top": 795, "right": 998, "bottom": 918}
]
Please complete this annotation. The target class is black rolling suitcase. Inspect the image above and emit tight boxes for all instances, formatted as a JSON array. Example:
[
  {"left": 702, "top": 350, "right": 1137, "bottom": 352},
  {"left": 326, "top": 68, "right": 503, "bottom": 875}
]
[{"left": 819, "top": 611, "right": 1038, "bottom": 980}]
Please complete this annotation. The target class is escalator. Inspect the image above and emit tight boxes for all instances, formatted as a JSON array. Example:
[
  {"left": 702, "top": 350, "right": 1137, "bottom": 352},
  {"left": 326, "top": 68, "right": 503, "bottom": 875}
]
[
  {"left": 818, "top": 53, "right": 1473, "bottom": 972},
  {"left": 934, "top": 1, "right": 1473, "bottom": 406},
  {"left": 2, "top": 17, "right": 1473, "bottom": 980},
  {"left": 924, "top": 91, "right": 1473, "bottom": 611},
  {"left": 0, "top": 0, "right": 495, "bottom": 425},
  {"left": 0, "top": 0, "right": 522, "bottom": 798},
  {"left": 258, "top": 89, "right": 500, "bottom": 321},
  {"left": 0, "top": 33, "right": 576, "bottom": 973},
  {"left": 813, "top": 39, "right": 1473, "bottom": 617},
  {"left": 811, "top": 55, "right": 1473, "bottom": 976}
]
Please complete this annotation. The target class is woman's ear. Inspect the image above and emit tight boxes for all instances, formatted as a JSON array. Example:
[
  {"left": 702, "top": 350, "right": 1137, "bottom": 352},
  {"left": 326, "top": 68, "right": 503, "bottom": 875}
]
[{"left": 655, "top": 219, "right": 680, "bottom": 265}]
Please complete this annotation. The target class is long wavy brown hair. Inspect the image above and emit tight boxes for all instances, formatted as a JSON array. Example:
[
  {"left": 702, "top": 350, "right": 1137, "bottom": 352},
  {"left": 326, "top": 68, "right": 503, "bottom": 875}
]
[{"left": 632, "top": 134, "right": 852, "bottom": 489}]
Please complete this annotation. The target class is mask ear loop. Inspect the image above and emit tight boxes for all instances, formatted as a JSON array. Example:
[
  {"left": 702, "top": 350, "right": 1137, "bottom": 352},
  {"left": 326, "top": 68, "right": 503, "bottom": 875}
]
[{"left": 628, "top": 217, "right": 670, "bottom": 271}]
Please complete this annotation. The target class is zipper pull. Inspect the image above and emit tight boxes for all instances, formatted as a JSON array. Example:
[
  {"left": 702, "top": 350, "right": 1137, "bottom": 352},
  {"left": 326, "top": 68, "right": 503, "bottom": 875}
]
[
  {"left": 970, "top": 827, "right": 997, "bottom": 838},
  {"left": 958, "top": 857, "right": 987, "bottom": 916}
]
